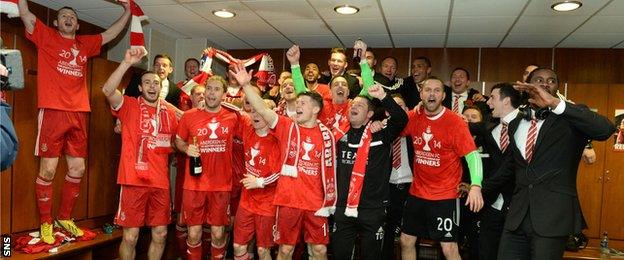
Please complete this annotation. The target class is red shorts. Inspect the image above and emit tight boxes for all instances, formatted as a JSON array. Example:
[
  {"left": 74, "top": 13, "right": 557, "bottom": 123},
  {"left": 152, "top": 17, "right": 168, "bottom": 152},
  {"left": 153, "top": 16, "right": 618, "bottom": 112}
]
[
  {"left": 182, "top": 190, "right": 230, "bottom": 226},
  {"left": 114, "top": 185, "right": 171, "bottom": 227},
  {"left": 230, "top": 186, "right": 241, "bottom": 217},
  {"left": 233, "top": 207, "right": 276, "bottom": 248},
  {"left": 275, "top": 206, "right": 329, "bottom": 245},
  {"left": 35, "top": 109, "right": 88, "bottom": 157}
]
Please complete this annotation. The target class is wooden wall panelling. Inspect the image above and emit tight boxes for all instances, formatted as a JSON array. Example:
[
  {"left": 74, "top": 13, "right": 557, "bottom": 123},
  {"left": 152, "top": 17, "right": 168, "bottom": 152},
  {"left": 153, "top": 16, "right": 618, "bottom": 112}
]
[
  {"left": 555, "top": 49, "right": 612, "bottom": 84},
  {"left": 0, "top": 30, "right": 15, "bottom": 235},
  {"left": 567, "top": 83, "right": 610, "bottom": 238},
  {"left": 298, "top": 48, "right": 331, "bottom": 74},
  {"left": 363, "top": 47, "right": 411, "bottom": 78},
  {"left": 610, "top": 49, "right": 624, "bottom": 84},
  {"left": 480, "top": 48, "right": 552, "bottom": 83},
  {"left": 601, "top": 84, "right": 624, "bottom": 240},
  {"left": 87, "top": 58, "right": 132, "bottom": 218},
  {"left": 409, "top": 48, "right": 479, "bottom": 85}
]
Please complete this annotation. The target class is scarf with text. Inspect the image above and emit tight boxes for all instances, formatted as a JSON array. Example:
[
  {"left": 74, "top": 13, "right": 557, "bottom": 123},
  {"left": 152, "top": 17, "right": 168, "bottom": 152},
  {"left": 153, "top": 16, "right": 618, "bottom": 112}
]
[
  {"left": 280, "top": 120, "right": 336, "bottom": 217},
  {"left": 333, "top": 121, "right": 373, "bottom": 218},
  {"left": 135, "top": 98, "right": 175, "bottom": 179}
]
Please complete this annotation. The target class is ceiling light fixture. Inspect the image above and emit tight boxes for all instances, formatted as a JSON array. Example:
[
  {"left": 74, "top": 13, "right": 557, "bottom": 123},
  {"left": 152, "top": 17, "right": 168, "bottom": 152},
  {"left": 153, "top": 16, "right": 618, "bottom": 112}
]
[
  {"left": 212, "top": 9, "right": 236, "bottom": 18},
  {"left": 334, "top": 5, "right": 359, "bottom": 15},
  {"left": 551, "top": 1, "right": 582, "bottom": 12}
]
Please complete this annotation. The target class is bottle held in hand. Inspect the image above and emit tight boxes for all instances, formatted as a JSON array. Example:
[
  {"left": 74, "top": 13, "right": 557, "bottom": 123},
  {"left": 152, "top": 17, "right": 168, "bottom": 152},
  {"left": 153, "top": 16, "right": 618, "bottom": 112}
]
[{"left": 189, "top": 136, "right": 202, "bottom": 177}]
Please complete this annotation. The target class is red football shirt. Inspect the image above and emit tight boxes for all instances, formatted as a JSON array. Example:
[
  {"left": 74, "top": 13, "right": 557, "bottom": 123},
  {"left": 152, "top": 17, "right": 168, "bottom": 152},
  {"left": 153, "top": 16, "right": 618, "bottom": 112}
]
[
  {"left": 177, "top": 107, "right": 244, "bottom": 191},
  {"left": 312, "top": 83, "right": 332, "bottom": 102},
  {"left": 401, "top": 108, "right": 476, "bottom": 200},
  {"left": 319, "top": 101, "right": 350, "bottom": 130},
  {"left": 113, "top": 96, "right": 179, "bottom": 189},
  {"left": 26, "top": 19, "right": 102, "bottom": 112},
  {"left": 238, "top": 119, "right": 281, "bottom": 217},
  {"left": 271, "top": 116, "right": 325, "bottom": 211}
]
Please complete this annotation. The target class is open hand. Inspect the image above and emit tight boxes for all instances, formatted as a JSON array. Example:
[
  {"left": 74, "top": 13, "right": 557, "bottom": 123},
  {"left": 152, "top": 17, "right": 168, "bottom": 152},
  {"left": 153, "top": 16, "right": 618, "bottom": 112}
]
[
  {"left": 466, "top": 185, "right": 484, "bottom": 212},
  {"left": 514, "top": 81, "right": 560, "bottom": 109},
  {"left": 228, "top": 63, "right": 254, "bottom": 87}
]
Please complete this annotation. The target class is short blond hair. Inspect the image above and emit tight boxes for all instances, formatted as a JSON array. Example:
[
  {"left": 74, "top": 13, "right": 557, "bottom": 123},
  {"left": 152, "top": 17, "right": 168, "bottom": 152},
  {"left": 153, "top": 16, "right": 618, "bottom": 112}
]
[{"left": 206, "top": 75, "right": 227, "bottom": 89}]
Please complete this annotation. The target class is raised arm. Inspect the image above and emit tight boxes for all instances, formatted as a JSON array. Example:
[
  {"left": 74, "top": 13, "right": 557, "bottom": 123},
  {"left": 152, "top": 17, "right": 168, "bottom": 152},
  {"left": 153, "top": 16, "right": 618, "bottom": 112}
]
[
  {"left": 101, "top": 2, "right": 131, "bottom": 45},
  {"left": 18, "top": 0, "right": 36, "bottom": 34},
  {"left": 229, "top": 63, "right": 278, "bottom": 126},
  {"left": 102, "top": 48, "right": 145, "bottom": 108},
  {"left": 353, "top": 40, "right": 374, "bottom": 97},
  {"left": 286, "top": 45, "right": 308, "bottom": 95}
]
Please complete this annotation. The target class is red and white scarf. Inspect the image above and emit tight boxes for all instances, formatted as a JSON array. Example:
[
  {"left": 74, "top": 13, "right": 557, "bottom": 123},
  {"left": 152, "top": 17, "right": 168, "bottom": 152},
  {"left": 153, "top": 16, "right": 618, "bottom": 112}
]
[
  {"left": 135, "top": 98, "right": 175, "bottom": 179},
  {"left": 280, "top": 120, "right": 337, "bottom": 217},
  {"left": 333, "top": 122, "right": 373, "bottom": 218},
  {"left": 0, "top": 0, "right": 19, "bottom": 18},
  {"left": 181, "top": 48, "right": 276, "bottom": 95},
  {"left": 118, "top": 0, "right": 148, "bottom": 55}
]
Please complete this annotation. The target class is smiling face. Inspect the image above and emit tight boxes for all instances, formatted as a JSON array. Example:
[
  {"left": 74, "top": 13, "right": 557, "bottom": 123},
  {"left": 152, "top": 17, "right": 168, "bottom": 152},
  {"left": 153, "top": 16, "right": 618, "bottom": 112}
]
[
  {"left": 204, "top": 80, "right": 225, "bottom": 111},
  {"left": 139, "top": 73, "right": 161, "bottom": 103},
  {"left": 304, "top": 63, "right": 321, "bottom": 83},
  {"left": 380, "top": 57, "right": 397, "bottom": 80},
  {"left": 411, "top": 58, "right": 431, "bottom": 83},
  {"left": 190, "top": 85, "right": 206, "bottom": 108},
  {"left": 153, "top": 57, "right": 173, "bottom": 80},
  {"left": 528, "top": 68, "right": 558, "bottom": 96},
  {"left": 451, "top": 69, "right": 470, "bottom": 94},
  {"left": 328, "top": 52, "right": 348, "bottom": 76},
  {"left": 349, "top": 96, "right": 373, "bottom": 128},
  {"left": 294, "top": 95, "right": 320, "bottom": 125},
  {"left": 463, "top": 108, "right": 482, "bottom": 123},
  {"left": 330, "top": 76, "right": 350, "bottom": 104},
  {"left": 185, "top": 59, "right": 200, "bottom": 79},
  {"left": 487, "top": 88, "right": 506, "bottom": 118},
  {"left": 281, "top": 79, "right": 296, "bottom": 101},
  {"left": 54, "top": 8, "right": 79, "bottom": 36},
  {"left": 420, "top": 79, "right": 446, "bottom": 115}
]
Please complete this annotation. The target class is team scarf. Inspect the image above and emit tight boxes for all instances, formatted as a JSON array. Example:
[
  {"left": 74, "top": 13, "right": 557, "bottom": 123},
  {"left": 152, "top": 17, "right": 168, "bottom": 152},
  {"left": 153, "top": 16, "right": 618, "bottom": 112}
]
[
  {"left": 117, "top": 0, "right": 148, "bottom": 55},
  {"left": 280, "top": 120, "right": 337, "bottom": 217},
  {"left": 135, "top": 98, "right": 175, "bottom": 179},
  {"left": 333, "top": 121, "right": 373, "bottom": 218},
  {"left": 0, "top": 0, "right": 19, "bottom": 17},
  {"left": 181, "top": 48, "right": 276, "bottom": 95}
]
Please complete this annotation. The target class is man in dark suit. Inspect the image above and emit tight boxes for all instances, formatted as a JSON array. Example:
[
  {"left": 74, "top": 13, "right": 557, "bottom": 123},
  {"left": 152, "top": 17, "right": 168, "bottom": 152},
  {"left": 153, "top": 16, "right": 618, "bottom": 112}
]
[
  {"left": 483, "top": 68, "right": 616, "bottom": 259},
  {"left": 318, "top": 47, "right": 361, "bottom": 99},
  {"left": 397, "top": 56, "right": 431, "bottom": 109},
  {"left": 124, "top": 54, "right": 182, "bottom": 108},
  {"left": 443, "top": 68, "right": 489, "bottom": 117},
  {"left": 468, "top": 82, "right": 521, "bottom": 259}
]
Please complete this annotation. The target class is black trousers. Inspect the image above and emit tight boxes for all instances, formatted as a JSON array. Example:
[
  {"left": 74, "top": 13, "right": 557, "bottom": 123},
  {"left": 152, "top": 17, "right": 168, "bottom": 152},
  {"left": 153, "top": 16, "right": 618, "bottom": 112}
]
[
  {"left": 498, "top": 212, "right": 567, "bottom": 260},
  {"left": 459, "top": 196, "right": 480, "bottom": 260},
  {"left": 331, "top": 207, "right": 386, "bottom": 260},
  {"left": 479, "top": 206, "right": 506, "bottom": 260},
  {"left": 382, "top": 182, "right": 410, "bottom": 259}
]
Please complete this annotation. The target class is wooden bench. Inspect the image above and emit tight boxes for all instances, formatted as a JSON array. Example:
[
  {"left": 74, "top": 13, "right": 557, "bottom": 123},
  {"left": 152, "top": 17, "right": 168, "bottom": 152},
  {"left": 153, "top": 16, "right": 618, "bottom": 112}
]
[
  {"left": 8, "top": 230, "right": 122, "bottom": 260},
  {"left": 564, "top": 247, "right": 624, "bottom": 259}
]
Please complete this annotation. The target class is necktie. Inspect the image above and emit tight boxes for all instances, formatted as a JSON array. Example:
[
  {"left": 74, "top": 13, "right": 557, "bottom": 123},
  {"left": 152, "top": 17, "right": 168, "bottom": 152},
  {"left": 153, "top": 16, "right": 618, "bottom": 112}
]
[
  {"left": 452, "top": 94, "right": 461, "bottom": 113},
  {"left": 525, "top": 119, "right": 538, "bottom": 162},
  {"left": 392, "top": 139, "right": 401, "bottom": 169},
  {"left": 500, "top": 122, "right": 509, "bottom": 152}
]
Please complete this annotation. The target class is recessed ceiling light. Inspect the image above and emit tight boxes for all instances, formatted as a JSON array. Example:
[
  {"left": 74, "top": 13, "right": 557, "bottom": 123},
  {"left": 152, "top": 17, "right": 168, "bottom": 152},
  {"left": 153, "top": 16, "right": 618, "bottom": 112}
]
[
  {"left": 551, "top": 1, "right": 582, "bottom": 12},
  {"left": 212, "top": 9, "right": 235, "bottom": 18},
  {"left": 334, "top": 5, "right": 359, "bottom": 15}
]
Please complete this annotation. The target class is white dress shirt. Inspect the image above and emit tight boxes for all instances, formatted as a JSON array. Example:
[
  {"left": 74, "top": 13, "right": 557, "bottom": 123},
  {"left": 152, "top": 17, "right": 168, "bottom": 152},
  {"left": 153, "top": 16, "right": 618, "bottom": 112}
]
[
  {"left": 514, "top": 101, "right": 566, "bottom": 160},
  {"left": 452, "top": 91, "right": 469, "bottom": 113},
  {"left": 159, "top": 79, "right": 170, "bottom": 100},
  {"left": 389, "top": 137, "right": 413, "bottom": 184}
]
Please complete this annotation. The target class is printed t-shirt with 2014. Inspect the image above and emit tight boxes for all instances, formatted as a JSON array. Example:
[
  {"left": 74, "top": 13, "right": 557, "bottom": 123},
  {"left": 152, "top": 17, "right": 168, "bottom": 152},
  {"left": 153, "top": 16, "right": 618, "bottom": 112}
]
[
  {"left": 401, "top": 108, "right": 476, "bottom": 200},
  {"left": 26, "top": 19, "right": 102, "bottom": 112},
  {"left": 177, "top": 107, "right": 244, "bottom": 192},
  {"left": 271, "top": 116, "right": 326, "bottom": 211},
  {"left": 239, "top": 117, "right": 281, "bottom": 217},
  {"left": 112, "top": 96, "right": 179, "bottom": 189}
]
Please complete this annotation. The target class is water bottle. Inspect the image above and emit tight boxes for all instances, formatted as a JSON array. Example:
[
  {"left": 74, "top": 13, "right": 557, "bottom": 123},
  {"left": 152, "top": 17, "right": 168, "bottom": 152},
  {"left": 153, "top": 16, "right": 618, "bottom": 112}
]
[{"left": 600, "top": 231, "right": 609, "bottom": 254}]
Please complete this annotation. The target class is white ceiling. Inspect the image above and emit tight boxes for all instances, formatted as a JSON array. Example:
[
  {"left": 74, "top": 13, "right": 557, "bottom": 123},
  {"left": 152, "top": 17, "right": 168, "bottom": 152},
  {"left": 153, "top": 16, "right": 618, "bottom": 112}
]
[{"left": 30, "top": 0, "right": 624, "bottom": 49}]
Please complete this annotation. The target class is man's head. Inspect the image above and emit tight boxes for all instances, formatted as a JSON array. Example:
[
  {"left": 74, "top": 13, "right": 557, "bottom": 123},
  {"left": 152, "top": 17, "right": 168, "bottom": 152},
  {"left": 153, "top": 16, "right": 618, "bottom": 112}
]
[
  {"left": 365, "top": 49, "right": 376, "bottom": 70},
  {"left": 330, "top": 76, "right": 350, "bottom": 104},
  {"left": 411, "top": 56, "right": 432, "bottom": 83},
  {"left": 304, "top": 63, "right": 321, "bottom": 84},
  {"left": 526, "top": 67, "right": 558, "bottom": 96},
  {"left": 450, "top": 68, "right": 471, "bottom": 94},
  {"left": 419, "top": 78, "right": 446, "bottom": 115},
  {"left": 278, "top": 71, "right": 292, "bottom": 86},
  {"left": 280, "top": 78, "right": 296, "bottom": 102},
  {"left": 54, "top": 7, "right": 79, "bottom": 36},
  {"left": 204, "top": 75, "right": 227, "bottom": 111},
  {"left": 295, "top": 92, "right": 324, "bottom": 124},
  {"left": 380, "top": 57, "right": 398, "bottom": 81},
  {"left": 522, "top": 64, "right": 539, "bottom": 82},
  {"left": 190, "top": 85, "right": 206, "bottom": 108},
  {"left": 153, "top": 54, "right": 174, "bottom": 80},
  {"left": 349, "top": 96, "right": 375, "bottom": 128},
  {"left": 138, "top": 71, "right": 161, "bottom": 103},
  {"left": 184, "top": 58, "right": 200, "bottom": 80},
  {"left": 328, "top": 48, "right": 348, "bottom": 76},
  {"left": 392, "top": 94, "right": 409, "bottom": 113},
  {"left": 463, "top": 107, "right": 483, "bottom": 123},
  {"left": 487, "top": 82, "right": 521, "bottom": 119}
]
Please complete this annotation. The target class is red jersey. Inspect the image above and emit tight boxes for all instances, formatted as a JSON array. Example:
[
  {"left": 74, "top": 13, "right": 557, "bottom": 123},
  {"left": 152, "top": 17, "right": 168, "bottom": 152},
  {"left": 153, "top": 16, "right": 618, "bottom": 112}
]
[
  {"left": 113, "top": 96, "right": 179, "bottom": 189},
  {"left": 26, "top": 19, "right": 102, "bottom": 112},
  {"left": 177, "top": 107, "right": 244, "bottom": 191},
  {"left": 239, "top": 119, "right": 281, "bottom": 216},
  {"left": 312, "top": 83, "right": 332, "bottom": 101},
  {"left": 271, "top": 116, "right": 325, "bottom": 211},
  {"left": 401, "top": 108, "right": 476, "bottom": 200},
  {"left": 319, "top": 102, "right": 350, "bottom": 130},
  {"left": 224, "top": 87, "right": 245, "bottom": 109}
]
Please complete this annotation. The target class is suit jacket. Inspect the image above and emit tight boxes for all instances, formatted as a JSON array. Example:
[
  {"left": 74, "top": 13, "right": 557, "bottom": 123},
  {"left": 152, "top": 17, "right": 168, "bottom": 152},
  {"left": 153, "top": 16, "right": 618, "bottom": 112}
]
[
  {"left": 124, "top": 73, "right": 182, "bottom": 108},
  {"left": 482, "top": 102, "right": 615, "bottom": 237},
  {"left": 397, "top": 76, "right": 421, "bottom": 110},
  {"left": 319, "top": 73, "right": 361, "bottom": 99}
]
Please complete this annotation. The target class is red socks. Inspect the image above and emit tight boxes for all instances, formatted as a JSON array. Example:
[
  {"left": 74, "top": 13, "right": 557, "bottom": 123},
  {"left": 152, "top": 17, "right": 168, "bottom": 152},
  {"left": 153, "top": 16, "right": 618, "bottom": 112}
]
[
  {"left": 234, "top": 251, "right": 250, "bottom": 260},
  {"left": 35, "top": 177, "right": 53, "bottom": 224},
  {"left": 211, "top": 242, "right": 226, "bottom": 260},
  {"left": 175, "top": 224, "right": 188, "bottom": 257},
  {"left": 187, "top": 241, "right": 202, "bottom": 260},
  {"left": 58, "top": 175, "right": 81, "bottom": 220}
]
